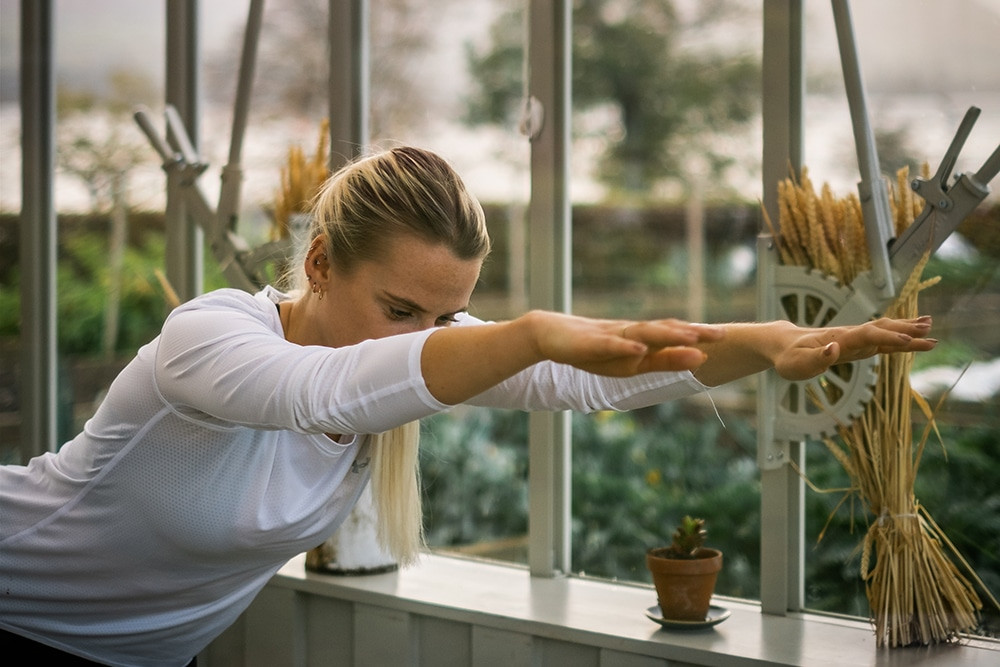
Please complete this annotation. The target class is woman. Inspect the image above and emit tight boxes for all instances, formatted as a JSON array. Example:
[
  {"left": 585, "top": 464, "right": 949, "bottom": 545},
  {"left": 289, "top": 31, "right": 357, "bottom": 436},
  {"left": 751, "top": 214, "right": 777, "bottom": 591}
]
[{"left": 0, "top": 146, "right": 936, "bottom": 666}]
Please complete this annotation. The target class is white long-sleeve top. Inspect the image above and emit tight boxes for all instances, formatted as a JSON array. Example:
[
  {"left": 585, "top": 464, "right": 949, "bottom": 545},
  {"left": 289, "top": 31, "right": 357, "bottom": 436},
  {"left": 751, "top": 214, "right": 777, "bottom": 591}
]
[{"left": 0, "top": 287, "right": 707, "bottom": 666}]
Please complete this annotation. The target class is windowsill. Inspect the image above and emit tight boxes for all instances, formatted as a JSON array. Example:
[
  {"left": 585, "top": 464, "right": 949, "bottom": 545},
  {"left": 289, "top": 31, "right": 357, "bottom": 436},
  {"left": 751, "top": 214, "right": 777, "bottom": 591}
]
[{"left": 272, "top": 552, "right": 998, "bottom": 666}]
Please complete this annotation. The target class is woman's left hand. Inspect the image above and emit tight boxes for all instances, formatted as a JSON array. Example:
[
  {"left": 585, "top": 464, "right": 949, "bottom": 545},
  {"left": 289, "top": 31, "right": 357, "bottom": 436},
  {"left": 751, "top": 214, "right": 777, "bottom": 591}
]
[{"left": 773, "top": 316, "right": 937, "bottom": 382}]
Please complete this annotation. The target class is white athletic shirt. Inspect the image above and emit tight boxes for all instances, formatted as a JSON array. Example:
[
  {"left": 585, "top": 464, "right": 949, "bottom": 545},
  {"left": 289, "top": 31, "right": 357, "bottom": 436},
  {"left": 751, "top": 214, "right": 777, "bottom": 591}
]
[{"left": 0, "top": 287, "right": 707, "bottom": 666}]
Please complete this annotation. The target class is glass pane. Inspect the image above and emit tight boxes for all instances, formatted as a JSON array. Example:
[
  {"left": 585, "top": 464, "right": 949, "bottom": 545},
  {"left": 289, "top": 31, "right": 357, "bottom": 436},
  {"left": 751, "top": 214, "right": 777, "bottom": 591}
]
[
  {"left": 48, "top": 2, "right": 169, "bottom": 453},
  {"left": 368, "top": 0, "right": 531, "bottom": 565},
  {"left": 45, "top": 1, "right": 241, "bottom": 454},
  {"left": 567, "top": 0, "right": 764, "bottom": 599},
  {"left": 798, "top": 2, "right": 1000, "bottom": 638}
]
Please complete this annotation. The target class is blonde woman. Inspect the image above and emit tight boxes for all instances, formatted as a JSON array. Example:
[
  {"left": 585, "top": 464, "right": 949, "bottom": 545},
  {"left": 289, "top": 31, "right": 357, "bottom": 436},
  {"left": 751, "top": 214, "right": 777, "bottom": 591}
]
[{"left": 0, "top": 146, "right": 936, "bottom": 665}]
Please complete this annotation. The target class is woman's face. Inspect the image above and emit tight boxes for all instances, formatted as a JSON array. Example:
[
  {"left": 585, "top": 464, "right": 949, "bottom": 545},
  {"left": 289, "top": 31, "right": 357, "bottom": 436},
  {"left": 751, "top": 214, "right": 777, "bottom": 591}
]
[{"left": 319, "top": 234, "right": 482, "bottom": 347}]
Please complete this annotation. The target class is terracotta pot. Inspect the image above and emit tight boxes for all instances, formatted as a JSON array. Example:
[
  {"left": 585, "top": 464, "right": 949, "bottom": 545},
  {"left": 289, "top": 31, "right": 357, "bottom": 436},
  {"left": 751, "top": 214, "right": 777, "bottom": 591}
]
[{"left": 645, "top": 547, "right": 722, "bottom": 621}]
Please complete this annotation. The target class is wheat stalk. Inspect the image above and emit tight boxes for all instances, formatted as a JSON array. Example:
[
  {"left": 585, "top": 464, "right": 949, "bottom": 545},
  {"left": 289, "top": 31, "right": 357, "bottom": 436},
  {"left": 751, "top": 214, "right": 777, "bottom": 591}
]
[
  {"left": 773, "top": 166, "right": 994, "bottom": 647},
  {"left": 272, "top": 118, "right": 331, "bottom": 241}
]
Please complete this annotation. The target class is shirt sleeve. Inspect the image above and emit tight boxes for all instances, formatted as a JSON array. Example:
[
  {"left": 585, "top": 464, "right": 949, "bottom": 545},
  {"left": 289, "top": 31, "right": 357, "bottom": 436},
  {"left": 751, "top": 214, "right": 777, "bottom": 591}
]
[
  {"left": 153, "top": 290, "right": 449, "bottom": 435},
  {"left": 154, "top": 292, "right": 710, "bottom": 434}
]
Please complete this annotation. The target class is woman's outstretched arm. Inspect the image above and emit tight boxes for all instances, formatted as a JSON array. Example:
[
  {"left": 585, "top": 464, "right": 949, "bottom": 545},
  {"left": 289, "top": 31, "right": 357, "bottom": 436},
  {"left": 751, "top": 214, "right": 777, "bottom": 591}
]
[
  {"left": 420, "top": 311, "right": 724, "bottom": 406},
  {"left": 421, "top": 311, "right": 937, "bottom": 405}
]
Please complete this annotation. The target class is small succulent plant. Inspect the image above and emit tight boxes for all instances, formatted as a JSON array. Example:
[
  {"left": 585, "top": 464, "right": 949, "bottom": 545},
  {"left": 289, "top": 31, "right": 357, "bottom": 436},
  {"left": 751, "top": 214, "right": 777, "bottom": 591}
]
[{"left": 664, "top": 515, "right": 707, "bottom": 559}]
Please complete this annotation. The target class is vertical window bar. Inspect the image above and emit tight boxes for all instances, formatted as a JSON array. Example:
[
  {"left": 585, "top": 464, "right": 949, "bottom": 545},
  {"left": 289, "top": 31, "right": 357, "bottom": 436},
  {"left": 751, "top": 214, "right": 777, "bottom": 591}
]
[
  {"left": 760, "top": 0, "right": 805, "bottom": 614},
  {"left": 19, "top": 0, "right": 57, "bottom": 460},
  {"left": 328, "top": 0, "right": 369, "bottom": 168},
  {"left": 165, "top": 0, "right": 203, "bottom": 301},
  {"left": 526, "top": 0, "right": 572, "bottom": 577}
]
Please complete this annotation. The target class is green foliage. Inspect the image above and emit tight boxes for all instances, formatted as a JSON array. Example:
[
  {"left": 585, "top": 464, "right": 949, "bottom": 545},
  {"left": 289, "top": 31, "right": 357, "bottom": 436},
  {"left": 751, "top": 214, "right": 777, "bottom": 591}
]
[
  {"left": 0, "top": 282, "right": 17, "bottom": 338},
  {"left": 420, "top": 401, "right": 762, "bottom": 597},
  {"left": 463, "top": 8, "right": 522, "bottom": 127},
  {"left": 911, "top": 338, "right": 989, "bottom": 372},
  {"left": 0, "top": 233, "right": 170, "bottom": 355},
  {"left": 0, "top": 216, "right": 234, "bottom": 356},
  {"left": 926, "top": 244, "right": 1000, "bottom": 292},
  {"left": 56, "top": 234, "right": 165, "bottom": 355},
  {"left": 570, "top": 402, "right": 761, "bottom": 597},
  {"left": 419, "top": 395, "right": 998, "bottom": 623},
  {"left": 420, "top": 409, "right": 529, "bottom": 548}
]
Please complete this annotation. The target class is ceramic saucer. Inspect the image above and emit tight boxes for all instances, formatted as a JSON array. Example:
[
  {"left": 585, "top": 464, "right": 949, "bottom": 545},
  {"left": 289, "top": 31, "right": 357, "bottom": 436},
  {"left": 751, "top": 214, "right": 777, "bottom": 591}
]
[{"left": 645, "top": 604, "right": 731, "bottom": 630}]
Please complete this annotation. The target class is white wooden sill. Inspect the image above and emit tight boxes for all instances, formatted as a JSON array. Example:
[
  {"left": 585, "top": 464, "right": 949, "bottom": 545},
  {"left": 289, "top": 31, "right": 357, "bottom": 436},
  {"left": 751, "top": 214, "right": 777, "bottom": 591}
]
[{"left": 268, "top": 552, "right": 998, "bottom": 666}]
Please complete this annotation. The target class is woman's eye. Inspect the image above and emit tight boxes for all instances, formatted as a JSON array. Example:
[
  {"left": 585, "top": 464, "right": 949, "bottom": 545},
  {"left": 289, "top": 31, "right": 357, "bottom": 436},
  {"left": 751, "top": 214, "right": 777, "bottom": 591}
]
[
  {"left": 436, "top": 316, "right": 458, "bottom": 327},
  {"left": 388, "top": 308, "right": 412, "bottom": 320}
]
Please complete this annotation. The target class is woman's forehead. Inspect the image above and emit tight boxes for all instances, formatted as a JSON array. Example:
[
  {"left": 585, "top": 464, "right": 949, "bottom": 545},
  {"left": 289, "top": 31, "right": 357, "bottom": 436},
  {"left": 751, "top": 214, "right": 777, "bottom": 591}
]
[{"left": 369, "top": 235, "right": 482, "bottom": 306}]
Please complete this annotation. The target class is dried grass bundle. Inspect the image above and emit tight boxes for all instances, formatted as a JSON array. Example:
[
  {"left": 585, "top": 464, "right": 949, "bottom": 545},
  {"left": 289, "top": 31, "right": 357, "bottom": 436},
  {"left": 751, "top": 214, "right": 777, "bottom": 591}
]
[
  {"left": 272, "top": 118, "right": 331, "bottom": 241},
  {"left": 770, "top": 165, "right": 997, "bottom": 646}
]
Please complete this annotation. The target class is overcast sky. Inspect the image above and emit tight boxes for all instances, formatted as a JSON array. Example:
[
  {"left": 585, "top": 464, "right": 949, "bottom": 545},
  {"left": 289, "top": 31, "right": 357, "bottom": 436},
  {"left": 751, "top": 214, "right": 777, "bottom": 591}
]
[
  {"left": 2, "top": 0, "right": 999, "bottom": 100},
  {"left": 0, "top": 0, "right": 249, "bottom": 99}
]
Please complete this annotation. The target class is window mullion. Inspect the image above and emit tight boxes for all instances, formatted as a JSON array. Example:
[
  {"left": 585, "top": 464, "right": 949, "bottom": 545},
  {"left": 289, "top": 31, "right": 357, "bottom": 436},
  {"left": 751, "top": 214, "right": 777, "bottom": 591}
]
[
  {"left": 164, "top": 0, "right": 203, "bottom": 301},
  {"left": 526, "top": 0, "right": 572, "bottom": 578},
  {"left": 760, "top": 0, "right": 806, "bottom": 614},
  {"left": 19, "top": 0, "right": 58, "bottom": 460}
]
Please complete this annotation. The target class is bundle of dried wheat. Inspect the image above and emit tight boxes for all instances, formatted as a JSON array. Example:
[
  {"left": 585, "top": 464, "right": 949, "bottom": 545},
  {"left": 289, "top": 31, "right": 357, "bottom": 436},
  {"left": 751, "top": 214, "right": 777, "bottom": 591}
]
[
  {"left": 767, "top": 165, "right": 997, "bottom": 647},
  {"left": 272, "top": 118, "right": 331, "bottom": 241}
]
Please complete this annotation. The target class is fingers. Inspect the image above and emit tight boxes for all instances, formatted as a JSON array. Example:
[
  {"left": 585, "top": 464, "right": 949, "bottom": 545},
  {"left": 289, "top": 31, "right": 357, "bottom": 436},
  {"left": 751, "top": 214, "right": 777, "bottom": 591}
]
[
  {"left": 571, "top": 344, "right": 708, "bottom": 377},
  {"left": 604, "top": 320, "right": 721, "bottom": 375},
  {"left": 838, "top": 316, "right": 938, "bottom": 359},
  {"left": 556, "top": 317, "right": 718, "bottom": 377},
  {"left": 623, "top": 321, "right": 722, "bottom": 373},
  {"left": 637, "top": 346, "right": 709, "bottom": 374},
  {"left": 619, "top": 319, "right": 725, "bottom": 347},
  {"left": 870, "top": 315, "right": 934, "bottom": 341},
  {"left": 777, "top": 316, "right": 938, "bottom": 381}
]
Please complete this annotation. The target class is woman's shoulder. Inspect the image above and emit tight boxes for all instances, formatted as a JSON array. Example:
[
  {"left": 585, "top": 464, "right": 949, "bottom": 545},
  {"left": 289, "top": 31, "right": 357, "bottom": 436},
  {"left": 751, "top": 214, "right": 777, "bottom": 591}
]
[
  {"left": 167, "top": 287, "right": 285, "bottom": 332},
  {"left": 181, "top": 286, "right": 286, "bottom": 311}
]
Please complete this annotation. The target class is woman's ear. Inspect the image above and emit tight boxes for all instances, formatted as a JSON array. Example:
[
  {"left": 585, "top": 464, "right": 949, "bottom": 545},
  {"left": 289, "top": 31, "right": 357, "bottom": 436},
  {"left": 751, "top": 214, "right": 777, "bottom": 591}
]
[{"left": 305, "top": 235, "right": 331, "bottom": 292}]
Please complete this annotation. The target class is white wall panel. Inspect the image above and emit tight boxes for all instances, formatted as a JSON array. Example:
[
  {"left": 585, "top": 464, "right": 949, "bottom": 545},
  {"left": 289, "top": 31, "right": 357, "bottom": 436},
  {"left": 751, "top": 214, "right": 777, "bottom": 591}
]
[
  {"left": 598, "top": 648, "right": 675, "bottom": 667},
  {"left": 539, "top": 637, "right": 599, "bottom": 666},
  {"left": 354, "top": 603, "right": 414, "bottom": 666},
  {"left": 416, "top": 616, "right": 472, "bottom": 665},
  {"left": 304, "top": 595, "right": 354, "bottom": 665},
  {"left": 244, "top": 586, "right": 298, "bottom": 667},
  {"left": 472, "top": 626, "right": 536, "bottom": 666}
]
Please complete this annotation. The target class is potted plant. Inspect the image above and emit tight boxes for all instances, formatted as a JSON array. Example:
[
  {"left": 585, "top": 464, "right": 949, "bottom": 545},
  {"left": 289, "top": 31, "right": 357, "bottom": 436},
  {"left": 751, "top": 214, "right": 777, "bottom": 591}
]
[{"left": 646, "top": 516, "right": 723, "bottom": 622}]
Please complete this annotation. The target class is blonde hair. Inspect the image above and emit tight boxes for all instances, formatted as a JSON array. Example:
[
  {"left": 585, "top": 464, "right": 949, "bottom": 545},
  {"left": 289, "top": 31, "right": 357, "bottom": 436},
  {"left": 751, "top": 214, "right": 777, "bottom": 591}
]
[
  {"left": 288, "top": 147, "right": 490, "bottom": 566},
  {"left": 370, "top": 422, "right": 423, "bottom": 565}
]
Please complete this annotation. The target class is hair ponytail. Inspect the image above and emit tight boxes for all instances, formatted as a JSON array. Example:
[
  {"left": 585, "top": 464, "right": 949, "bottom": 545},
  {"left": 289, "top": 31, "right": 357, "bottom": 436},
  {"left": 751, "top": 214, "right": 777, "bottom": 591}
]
[{"left": 369, "top": 421, "right": 423, "bottom": 565}]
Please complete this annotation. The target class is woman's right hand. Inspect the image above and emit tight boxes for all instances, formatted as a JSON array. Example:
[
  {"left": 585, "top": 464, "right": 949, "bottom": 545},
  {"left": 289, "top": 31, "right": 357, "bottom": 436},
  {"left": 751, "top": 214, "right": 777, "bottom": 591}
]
[{"left": 523, "top": 310, "right": 724, "bottom": 377}]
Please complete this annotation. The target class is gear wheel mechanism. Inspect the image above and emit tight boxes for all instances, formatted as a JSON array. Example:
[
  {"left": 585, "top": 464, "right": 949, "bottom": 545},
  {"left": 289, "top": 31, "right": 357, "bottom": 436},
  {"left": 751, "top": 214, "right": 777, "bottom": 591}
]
[{"left": 771, "top": 265, "right": 879, "bottom": 441}]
